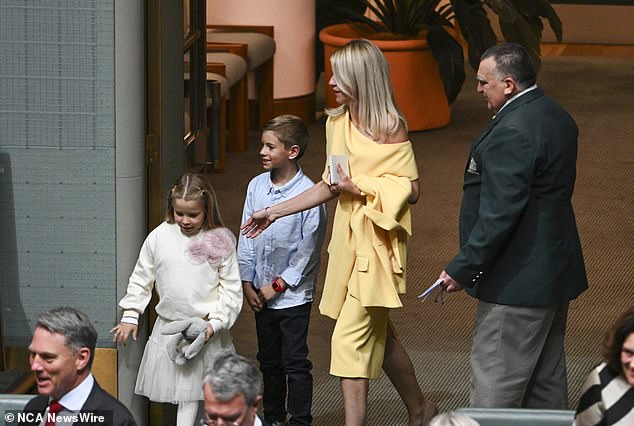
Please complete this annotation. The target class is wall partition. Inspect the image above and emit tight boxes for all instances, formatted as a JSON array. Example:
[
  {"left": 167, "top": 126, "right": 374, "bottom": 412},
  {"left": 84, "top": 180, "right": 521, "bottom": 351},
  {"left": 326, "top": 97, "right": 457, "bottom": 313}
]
[{"left": 0, "top": 0, "right": 117, "bottom": 345}]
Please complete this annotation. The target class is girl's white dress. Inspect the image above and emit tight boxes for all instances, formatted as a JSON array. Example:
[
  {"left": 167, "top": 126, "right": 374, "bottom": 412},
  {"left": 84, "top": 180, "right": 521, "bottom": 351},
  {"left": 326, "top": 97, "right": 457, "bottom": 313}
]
[{"left": 119, "top": 222, "right": 243, "bottom": 403}]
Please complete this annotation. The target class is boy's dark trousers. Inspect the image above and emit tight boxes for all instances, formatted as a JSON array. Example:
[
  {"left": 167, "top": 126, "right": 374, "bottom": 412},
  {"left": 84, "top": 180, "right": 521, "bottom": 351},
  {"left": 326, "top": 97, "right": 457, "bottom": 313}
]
[{"left": 255, "top": 302, "right": 313, "bottom": 425}]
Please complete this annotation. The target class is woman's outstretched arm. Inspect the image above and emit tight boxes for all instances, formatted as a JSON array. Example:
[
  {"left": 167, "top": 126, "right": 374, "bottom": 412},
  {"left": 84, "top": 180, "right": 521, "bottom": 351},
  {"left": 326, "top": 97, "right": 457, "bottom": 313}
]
[{"left": 241, "top": 180, "right": 336, "bottom": 238}]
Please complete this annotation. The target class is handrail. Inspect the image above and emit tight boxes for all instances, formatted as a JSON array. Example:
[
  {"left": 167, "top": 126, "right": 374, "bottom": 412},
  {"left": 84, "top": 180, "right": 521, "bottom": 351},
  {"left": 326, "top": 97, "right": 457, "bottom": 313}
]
[
  {"left": 206, "top": 24, "right": 273, "bottom": 38},
  {"left": 184, "top": 29, "right": 202, "bottom": 52}
]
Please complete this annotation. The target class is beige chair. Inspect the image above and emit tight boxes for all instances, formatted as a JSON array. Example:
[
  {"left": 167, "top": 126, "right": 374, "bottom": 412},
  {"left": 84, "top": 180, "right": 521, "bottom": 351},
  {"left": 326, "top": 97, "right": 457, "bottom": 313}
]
[
  {"left": 206, "top": 25, "right": 275, "bottom": 128},
  {"left": 205, "top": 42, "right": 249, "bottom": 153}
]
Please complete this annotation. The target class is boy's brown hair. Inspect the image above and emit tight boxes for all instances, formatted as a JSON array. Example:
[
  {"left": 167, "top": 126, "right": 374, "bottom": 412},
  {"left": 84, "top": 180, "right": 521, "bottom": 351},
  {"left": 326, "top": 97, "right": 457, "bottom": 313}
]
[{"left": 262, "top": 114, "right": 309, "bottom": 160}]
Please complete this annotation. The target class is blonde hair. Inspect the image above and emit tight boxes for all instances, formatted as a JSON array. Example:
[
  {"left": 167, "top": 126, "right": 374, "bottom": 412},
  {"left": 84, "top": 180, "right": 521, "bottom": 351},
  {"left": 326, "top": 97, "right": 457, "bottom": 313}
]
[
  {"left": 166, "top": 171, "right": 224, "bottom": 230},
  {"left": 325, "top": 39, "right": 407, "bottom": 142}
]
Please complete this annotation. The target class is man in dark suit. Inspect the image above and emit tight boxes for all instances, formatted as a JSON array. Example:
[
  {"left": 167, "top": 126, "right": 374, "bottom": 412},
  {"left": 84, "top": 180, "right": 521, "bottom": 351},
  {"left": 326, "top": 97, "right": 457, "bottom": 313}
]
[
  {"left": 439, "top": 42, "right": 588, "bottom": 408},
  {"left": 21, "top": 307, "right": 136, "bottom": 425}
]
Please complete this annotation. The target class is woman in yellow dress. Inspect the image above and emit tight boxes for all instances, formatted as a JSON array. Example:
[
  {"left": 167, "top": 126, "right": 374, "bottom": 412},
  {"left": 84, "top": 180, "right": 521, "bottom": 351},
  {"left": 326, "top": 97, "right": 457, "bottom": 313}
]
[{"left": 241, "top": 39, "right": 436, "bottom": 425}]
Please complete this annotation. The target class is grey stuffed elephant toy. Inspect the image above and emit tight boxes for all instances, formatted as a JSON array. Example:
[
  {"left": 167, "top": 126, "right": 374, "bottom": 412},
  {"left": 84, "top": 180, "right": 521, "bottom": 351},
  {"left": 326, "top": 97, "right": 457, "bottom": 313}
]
[{"left": 161, "top": 318, "right": 208, "bottom": 365}]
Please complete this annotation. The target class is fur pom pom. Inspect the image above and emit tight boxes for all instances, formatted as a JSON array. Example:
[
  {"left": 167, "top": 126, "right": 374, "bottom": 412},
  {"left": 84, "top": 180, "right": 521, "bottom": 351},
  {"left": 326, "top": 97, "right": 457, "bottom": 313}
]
[{"left": 186, "top": 227, "right": 236, "bottom": 267}]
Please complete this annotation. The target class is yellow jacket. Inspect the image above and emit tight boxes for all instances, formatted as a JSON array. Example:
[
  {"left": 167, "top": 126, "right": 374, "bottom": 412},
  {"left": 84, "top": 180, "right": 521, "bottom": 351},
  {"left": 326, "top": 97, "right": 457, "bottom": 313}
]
[{"left": 319, "top": 112, "right": 419, "bottom": 319}]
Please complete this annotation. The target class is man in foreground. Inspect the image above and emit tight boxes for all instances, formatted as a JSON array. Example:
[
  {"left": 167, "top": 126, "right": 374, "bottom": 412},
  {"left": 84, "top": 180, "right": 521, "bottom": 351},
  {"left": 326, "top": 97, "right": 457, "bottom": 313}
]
[
  {"left": 22, "top": 306, "right": 136, "bottom": 425},
  {"left": 202, "top": 352, "right": 263, "bottom": 426}
]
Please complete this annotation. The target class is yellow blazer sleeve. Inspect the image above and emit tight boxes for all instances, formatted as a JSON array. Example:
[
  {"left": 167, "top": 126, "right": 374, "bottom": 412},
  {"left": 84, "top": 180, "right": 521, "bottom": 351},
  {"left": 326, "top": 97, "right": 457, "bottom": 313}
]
[{"left": 353, "top": 174, "right": 412, "bottom": 235}]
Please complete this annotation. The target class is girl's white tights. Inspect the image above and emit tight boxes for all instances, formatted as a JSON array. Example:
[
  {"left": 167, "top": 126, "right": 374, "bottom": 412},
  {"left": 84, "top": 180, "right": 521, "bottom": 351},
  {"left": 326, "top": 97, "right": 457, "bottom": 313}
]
[{"left": 177, "top": 400, "right": 201, "bottom": 426}]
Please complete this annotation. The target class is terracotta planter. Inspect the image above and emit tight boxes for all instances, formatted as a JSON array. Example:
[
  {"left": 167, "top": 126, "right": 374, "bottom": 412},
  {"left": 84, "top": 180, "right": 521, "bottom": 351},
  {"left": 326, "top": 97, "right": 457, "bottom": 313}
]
[{"left": 319, "top": 23, "right": 450, "bottom": 132}]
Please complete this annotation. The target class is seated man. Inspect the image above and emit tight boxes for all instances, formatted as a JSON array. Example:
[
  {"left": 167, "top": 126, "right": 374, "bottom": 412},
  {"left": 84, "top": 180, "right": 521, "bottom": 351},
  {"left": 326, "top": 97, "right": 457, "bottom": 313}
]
[
  {"left": 21, "top": 306, "right": 136, "bottom": 426},
  {"left": 202, "top": 353, "right": 263, "bottom": 426}
]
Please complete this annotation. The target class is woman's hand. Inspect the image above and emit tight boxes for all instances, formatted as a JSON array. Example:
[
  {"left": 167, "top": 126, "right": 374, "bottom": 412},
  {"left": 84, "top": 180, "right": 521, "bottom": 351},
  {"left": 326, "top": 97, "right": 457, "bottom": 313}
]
[
  {"left": 240, "top": 208, "right": 273, "bottom": 238},
  {"left": 330, "top": 163, "right": 362, "bottom": 197},
  {"left": 110, "top": 322, "right": 138, "bottom": 345},
  {"left": 409, "top": 179, "right": 420, "bottom": 204}
]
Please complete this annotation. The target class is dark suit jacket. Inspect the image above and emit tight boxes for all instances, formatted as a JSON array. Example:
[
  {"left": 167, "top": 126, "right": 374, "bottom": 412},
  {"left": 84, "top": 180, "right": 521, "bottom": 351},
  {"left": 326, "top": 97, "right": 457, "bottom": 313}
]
[
  {"left": 20, "top": 380, "right": 137, "bottom": 426},
  {"left": 445, "top": 87, "right": 587, "bottom": 306}
]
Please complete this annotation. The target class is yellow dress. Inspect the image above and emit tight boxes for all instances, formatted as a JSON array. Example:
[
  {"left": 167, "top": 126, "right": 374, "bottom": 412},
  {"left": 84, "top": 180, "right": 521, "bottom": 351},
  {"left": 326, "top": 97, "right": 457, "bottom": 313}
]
[{"left": 319, "top": 112, "right": 419, "bottom": 378}]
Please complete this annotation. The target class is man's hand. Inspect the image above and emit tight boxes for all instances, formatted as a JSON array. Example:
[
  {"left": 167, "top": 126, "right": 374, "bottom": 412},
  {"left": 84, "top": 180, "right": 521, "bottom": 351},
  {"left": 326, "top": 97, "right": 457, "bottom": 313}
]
[
  {"left": 243, "top": 282, "right": 263, "bottom": 312},
  {"left": 240, "top": 208, "right": 272, "bottom": 238},
  {"left": 440, "top": 270, "right": 463, "bottom": 293},
  {"left": 110, "top": 322, "right": 138, "bottom": 345}
]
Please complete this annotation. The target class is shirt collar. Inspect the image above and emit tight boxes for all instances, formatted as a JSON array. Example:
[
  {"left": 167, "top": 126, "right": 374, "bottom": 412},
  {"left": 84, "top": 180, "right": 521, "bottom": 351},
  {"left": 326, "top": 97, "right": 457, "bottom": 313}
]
[
  {"left": 267, "top": 167, "right": 305, "bottom": 197},
  {"left": 53, "top": 373, "right": 94, "bottom": 411},
  {"left": 495, "top": 84, "right": 538, "bottom": 117}
]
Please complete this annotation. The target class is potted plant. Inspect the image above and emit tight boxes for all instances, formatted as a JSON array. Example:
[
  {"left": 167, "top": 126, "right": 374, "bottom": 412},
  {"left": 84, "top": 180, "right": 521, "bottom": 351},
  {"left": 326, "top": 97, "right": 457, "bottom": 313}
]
[{"left": 319, "top": 0, "right": 562, "bottom": 131}]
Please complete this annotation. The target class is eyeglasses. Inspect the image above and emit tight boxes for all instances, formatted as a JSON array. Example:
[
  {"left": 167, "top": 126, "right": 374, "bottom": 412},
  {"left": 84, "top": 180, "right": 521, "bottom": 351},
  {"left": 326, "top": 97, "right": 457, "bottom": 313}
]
[
  {"left": 200, "top": 418, "right": 241, "bottom": 426},
  {"left": 200, "top": 407, "right": 251, "bottom": 426}
]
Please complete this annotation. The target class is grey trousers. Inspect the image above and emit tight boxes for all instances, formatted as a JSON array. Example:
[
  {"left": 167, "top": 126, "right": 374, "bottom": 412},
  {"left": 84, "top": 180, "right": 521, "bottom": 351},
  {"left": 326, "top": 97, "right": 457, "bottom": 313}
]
[{"left": 469, "top": 300, "right": 569, "bottom": 409}]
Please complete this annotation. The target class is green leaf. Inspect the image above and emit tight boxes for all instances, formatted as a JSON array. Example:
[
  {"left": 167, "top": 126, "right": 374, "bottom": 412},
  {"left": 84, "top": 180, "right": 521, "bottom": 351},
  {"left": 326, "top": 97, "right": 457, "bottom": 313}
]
[
  {"left": 537, "top": 0, "right": 563, "bottom": 42},
  {"left": 498, "top": 14, "right": 542, "bottom": 69},
  {"left": 484, "top": 0, "right": 517, "bottom": 22},
  {"left": 452, "top": 0, "right": 497, "bottom": 69},
  {"left": 427, "top": 28, "right": 466, "bottom": 103}
]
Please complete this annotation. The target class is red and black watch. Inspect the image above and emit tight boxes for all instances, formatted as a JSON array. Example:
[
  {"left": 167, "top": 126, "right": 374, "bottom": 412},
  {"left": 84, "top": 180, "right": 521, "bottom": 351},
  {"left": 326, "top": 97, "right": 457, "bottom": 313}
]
[{"left": 271, "top": 278, "right": 286, "bottom": 293}]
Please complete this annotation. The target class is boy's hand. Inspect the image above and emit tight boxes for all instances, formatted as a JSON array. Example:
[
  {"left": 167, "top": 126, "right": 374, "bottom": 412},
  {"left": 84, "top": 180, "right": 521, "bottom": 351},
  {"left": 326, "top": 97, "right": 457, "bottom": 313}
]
[
  {"left": 243, "top": 282, "right": 263, "bottom": 312},
  {"left": 259, "top": 278, "right": 286, "bottom": 302},
  {"left": 110, "top": 322, "right": 137, "bottom": 345}
]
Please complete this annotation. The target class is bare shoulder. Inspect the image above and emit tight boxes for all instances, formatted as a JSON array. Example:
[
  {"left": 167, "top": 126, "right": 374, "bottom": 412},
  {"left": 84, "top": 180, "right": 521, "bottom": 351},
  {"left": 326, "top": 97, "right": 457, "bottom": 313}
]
[{"left": 385, "top": 121, "right": 409, "bottom": 144}]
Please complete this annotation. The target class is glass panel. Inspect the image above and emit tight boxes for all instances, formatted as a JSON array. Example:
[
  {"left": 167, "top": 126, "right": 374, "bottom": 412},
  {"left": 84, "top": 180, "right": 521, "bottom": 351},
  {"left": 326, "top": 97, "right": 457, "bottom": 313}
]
[
  {"left": 184, "top": 49, "right": 192, "bottom": 143},
  {"left": 0, "top": 0, "right": 116, "bottom": 346},
  {"left": 182, "top": 0, "right": 210, "bottom": 168}
]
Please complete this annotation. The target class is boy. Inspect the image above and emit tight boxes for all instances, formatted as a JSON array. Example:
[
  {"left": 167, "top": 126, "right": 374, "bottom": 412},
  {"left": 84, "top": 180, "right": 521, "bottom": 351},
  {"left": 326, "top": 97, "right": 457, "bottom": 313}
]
[{"left": 238, "top": 115, "right": 326, "bottom": 426}]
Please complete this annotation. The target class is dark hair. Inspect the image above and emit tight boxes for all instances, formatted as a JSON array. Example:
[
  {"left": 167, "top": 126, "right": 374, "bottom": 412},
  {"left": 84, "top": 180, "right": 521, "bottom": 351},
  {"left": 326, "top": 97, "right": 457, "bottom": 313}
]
[
  {"left": 480, "top": 42, "right": 536, "bottom": 90},
  {"left": 602, "top": 306, "right": 634, "bottom": 375},
  {"left": 166, "top": 171, "right": 223, "bottom": 229},
  {"left": 36, "top": 307, "right": 98, "bottom": 369},
  {"left": 262, "top": 114, "right": 309, "bottom": 160},
  {"left": 203, "top": 352, "right": 262, "bottom": 406}
]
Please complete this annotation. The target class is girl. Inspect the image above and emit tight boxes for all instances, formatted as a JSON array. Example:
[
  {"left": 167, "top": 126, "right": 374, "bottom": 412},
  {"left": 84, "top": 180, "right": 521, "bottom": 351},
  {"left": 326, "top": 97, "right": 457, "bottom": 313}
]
[
  {"left": 241, "top": 39, "right": 436, "bottom": 425},
  {"left": 111, "top": 171, "right": 242, "bottom": 425}
]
